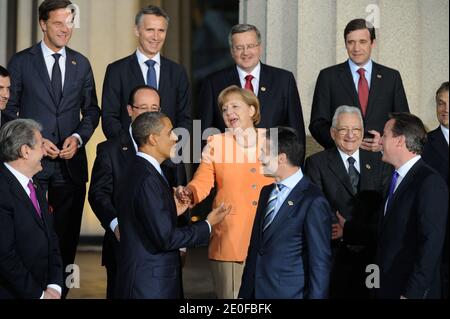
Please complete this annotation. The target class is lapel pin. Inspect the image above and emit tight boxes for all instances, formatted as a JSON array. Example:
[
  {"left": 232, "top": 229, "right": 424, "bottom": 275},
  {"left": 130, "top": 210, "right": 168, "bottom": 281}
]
[
  {"left": 122, "top": 147, "right": 128, "bottom": 151},
  {"left": 288, "top": 201, "right": 294, "bottom": 206},
  {"left": 366, "top": 164, "right": 371, "bottom": 170},
  {"left": 261, "top": 87, "right": 266, "bottom": 92},
  {"left": 377, "top": 74, "right": 382, "bottom": 79},
  {"left": 72, "top": 60, "right": 77, "bottom": 65}
]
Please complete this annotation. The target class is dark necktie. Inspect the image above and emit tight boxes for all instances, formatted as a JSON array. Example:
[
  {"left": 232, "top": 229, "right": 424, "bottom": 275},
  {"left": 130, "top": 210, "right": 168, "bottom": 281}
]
[
  {"left": 145, "top": 60, "right": 157, "bottom": 89},
  {"left": 27, "top": 180, "right": 41, "bottom": 218},
  {"left": 263, "top": 183, "right": 284, "bottom": 231},
  {"left": 357, "top": 68, "right": 369, "bottom": 117},
  {"left": 385, "top": 171, "right": 399, "bottom": 214},
  {"left": 347, "top": 157, "right": 359, "bottom": 195},
  {"left": 244, "top": 74, "right": 254, "bottom": 93},
  {"left": 51, "top": 53, "right": 62, "bottom": 103}
]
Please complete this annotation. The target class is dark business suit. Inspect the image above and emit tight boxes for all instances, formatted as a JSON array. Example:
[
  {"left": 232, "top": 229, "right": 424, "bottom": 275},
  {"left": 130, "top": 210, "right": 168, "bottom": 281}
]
[
  {"left": 305, "top": 148, "right": 391, "bottom": 298},
  {"left": 376, "top": 159, "right": 448, "bottom": 299},
  {"left": 4, "top": 42, "right": 100, "bottom": 297},
  {"left": 199, "top": 63, "right": 305, "bottom": 162},
  {"left": 422, "top": 127, "right": 449, "bottom": 298},
  {"left": 88, "top": 132, "right": 187, "bottom": 298},
  {"left": 0, "top": 164, "right": 63, "bottom": 299},
  {"left": 116, "top": 156, "right": 209, "bottom": 299},
  {"left": 239, "top": 176, "right": 332, "bottom": 299},
  {"left": 310, "top": 61, "right": 409, "bottom": 149}
]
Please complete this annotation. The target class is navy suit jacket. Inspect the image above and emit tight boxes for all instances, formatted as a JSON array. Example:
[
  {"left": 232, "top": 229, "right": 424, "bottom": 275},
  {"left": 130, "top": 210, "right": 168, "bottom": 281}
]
[
  {"left": 101, "top": 53, "right": 191, "bottom": 139},
  {"left": 239, "top": 176, "right": 332, "bottom": 299},
  {"left": 116, "top": 156, "right": 209, "bottom": 299},
  {"left": 310, "top": 61, "right": 409, "bottom": 149},
  {"left": 0, "top": 164, "right": 63, "bottom": 299},
  {"left": 422, "top": 127, "right": 448, "bottom": 185},
  {"left": 199, "top": 63, "right": 305, "bottom": 163},
  {"left": 4, "top": 42, "right": 100, "bottom": 184},
  {"left": 376, "top": 159, "right": 448, "bottom": 299}
]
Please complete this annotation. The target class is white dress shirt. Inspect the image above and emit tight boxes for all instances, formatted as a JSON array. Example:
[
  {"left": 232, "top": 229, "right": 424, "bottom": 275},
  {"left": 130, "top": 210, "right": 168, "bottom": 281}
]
[
  {"left": 441, "top": 125, "right": 449, "bottom": 145},
  {"left": 337, "top": 148, "right": 361, "bottom": 174},
  {"left": 275, "top": 168, "right": 304, "bottom": 215},
  {"left": 236, "top": 62, "right": 261, "bottom": 97},
  {"left": 136, "top": 49, "right": 161, "bottom": 89},
  {"left": 348, "top": 59, "right": 373, "bottom": 92}
]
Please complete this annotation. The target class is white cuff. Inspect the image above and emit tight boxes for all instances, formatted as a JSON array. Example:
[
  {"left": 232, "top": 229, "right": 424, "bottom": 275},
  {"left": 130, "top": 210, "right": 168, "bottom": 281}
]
[
  {"left": 72, "top": 133, "right": 83, "bottom": 148},
  {"left": 110, "top": 218, "right": 118, "bottom": 233}
]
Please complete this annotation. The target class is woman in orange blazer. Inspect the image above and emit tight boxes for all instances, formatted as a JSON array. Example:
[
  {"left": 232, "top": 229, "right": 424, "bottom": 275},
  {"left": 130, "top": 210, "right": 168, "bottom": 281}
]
[{"left": 177, "top": 85, "right": 273, "bottom": 299}]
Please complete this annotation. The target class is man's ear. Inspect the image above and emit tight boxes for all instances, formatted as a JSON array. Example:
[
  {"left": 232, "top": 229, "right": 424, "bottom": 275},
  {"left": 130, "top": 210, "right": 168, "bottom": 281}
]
[
  {"left": 39, "top": 20, "right": 47, "bottom": 33},
  {"left": 278, "top": 153, "right": 287, "bottom": 164},
  {"left": 148, "top": 133, "right": 158, "bottom": 146},
  {"left": 20, "top": 145, "right": 30, "bottom": 159}
]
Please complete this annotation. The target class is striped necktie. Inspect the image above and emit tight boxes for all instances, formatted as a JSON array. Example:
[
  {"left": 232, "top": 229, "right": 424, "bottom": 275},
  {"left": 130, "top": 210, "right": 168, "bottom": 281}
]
[{"left": 263, "top": 183, "right": 284, "bottom": 231}]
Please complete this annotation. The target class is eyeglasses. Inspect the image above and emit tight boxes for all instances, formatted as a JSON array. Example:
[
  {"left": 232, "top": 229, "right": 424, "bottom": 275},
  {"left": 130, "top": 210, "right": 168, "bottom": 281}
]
[
  {"left": 336, "top": 128, "right": 362, "bottom": 136},
  {"left": 232, "top": 43, "right": 260, "bottom": 52},
  {"left": 131, "top": 104, "right": 160, "bottom": 112}
]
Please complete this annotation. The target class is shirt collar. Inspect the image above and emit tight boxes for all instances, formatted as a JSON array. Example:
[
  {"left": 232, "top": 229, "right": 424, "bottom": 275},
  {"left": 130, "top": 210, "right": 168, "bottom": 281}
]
[
  {"left": 3, "top": 162, "right": 32, "bottom": 191},
  {"left": 396, "top": 155, "right": 421, "bottom": 179},
  {"left": 236, "top": 62, "right": 261, "bottom": 81},
  {"left": 440, "top": 125, "right": 449, "bottom": 145},
  {"left": 136, "top": 152, "right": 163, "bottom": 176},
  {"left": 136, "top": 49, "right": 161, "bottom": 67},
  {"left": 348, "top": 58, "right": 372, "bottom": 75},
  {"left": 41, "top": 40, "right": 66, "bottom": 58},
  {"left": 129, "top": 125, "right": 138, "bottom": 152},
  {"left": 337, "top": 148, "right": 360, "bottom": 165},
  {"left": 278, "top": 168, "right": 304, "bottom": 191}
]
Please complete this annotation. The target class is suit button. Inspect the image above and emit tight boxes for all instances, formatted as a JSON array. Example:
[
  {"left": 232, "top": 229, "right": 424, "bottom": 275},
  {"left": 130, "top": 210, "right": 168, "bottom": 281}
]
[
  {"left": 250, "top": 168, "right": 257, "bottom": 173},
  {"left": 259, "top": 249, "right": 265, "bottom": 256},
  {"left": 252, "top": 201, "right": 258, "bottom": 206}
]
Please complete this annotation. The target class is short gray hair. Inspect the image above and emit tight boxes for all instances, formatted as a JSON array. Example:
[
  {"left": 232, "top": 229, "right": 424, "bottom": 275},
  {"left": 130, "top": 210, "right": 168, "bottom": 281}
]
[
  {"left": 0, "top": 119, "right": 42, "bottom": 162},
  {"left": 132, "top": 112, "right": 168, "bottom": 148},
  {"left": 135, "top": 5, "right": 169, "bottom": 27},
  {"left": 228, "top": 24, "right": 261, "bottom": 48},
  {"left": 331, "top": 105, "right": 364, "bottom": 130}
]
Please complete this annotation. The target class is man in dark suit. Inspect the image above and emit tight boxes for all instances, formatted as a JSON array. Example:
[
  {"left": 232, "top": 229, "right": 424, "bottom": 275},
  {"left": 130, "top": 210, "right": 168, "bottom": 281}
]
[
  {"left": 0, "top": 119, "right": 63, "bottom": 299},
  {"left": 4, "top": 0, "right": 100, "bottom": 298},
  {"left": 0, "top": 66, "right": 10, "bottom": 126},
  {"left": 310, "top": 18, "right": 409, "bottom": 151},
  {"left": 239, "top": 127, "right": 332, "bottom": 299},
  {"left": 199, "top": 24, "right": 305, "bottom": 162},
  {"left": 116, "top": 112, "right": 230, "bottom": 299},
  {"left": 305, "top": 105, "right": 391, "bottom": 298},
  {"left": 422, "top": 81, "right": 449, "bottom": 298},
  {"left": 377, "top": 113, "right": 448, "bottom": 299}
]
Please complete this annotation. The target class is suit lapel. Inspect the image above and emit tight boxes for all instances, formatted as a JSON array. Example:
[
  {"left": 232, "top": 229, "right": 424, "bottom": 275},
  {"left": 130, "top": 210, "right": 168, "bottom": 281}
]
[
  {"left": 431, "top": 128, "right": 449, "bottom": 162},
  {"left": 339, "top": 62, "right": 359, "bottom": 108},
  {"left": 130, "top": 53, "right": 146, "bottom": 85},
  {"left": 258, "top": 64, "right": 273, "bottom": 114},
  {"left": 327, "top": 148, "right": 355, "bottom": 196},
  {"left": 61, "top": 48, "right": 78, "bottom": 107},
  {"left": 365, "top": 62, "right": 382, "bottom": 120},
  {"left": 121, "top": 132, "right": 136, "bottom": 162},
  {"left": 359, "top": 150, "right": 378, "bottom": 190},
  {"left": 30, "top": 44, "right": 56, "bottom": 106}
]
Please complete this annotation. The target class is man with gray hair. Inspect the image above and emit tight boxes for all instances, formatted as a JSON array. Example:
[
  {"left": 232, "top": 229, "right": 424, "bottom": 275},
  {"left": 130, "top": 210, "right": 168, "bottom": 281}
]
[
  {"left": 0, "top": 119, "right": 63, "bottom": 299},
  {"left": 199, "top": 23, "right": 305, "bottom": 163},
  {"left": 305, "top": 105, "right": 391, "bottom": 298}
]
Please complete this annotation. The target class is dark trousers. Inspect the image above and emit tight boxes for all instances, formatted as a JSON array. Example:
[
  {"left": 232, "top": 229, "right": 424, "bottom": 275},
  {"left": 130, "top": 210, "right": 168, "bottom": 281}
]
[
  {"left": 38, "top": 159, "right": 86, "bottom": 299},
  {"left": 106, "top": 263, "right": 117, "bottom": 299}
]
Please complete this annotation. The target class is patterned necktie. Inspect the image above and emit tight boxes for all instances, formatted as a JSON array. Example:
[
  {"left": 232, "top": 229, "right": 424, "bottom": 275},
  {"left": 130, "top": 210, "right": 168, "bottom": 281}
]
[
  {"left": 385, "top": 171, "right": 399, "bottom": 214},
  {"left": 27, "top": 180, "right": 41, "bottom": 218},
  {"left": 347, "top": 157, "right": 360, "bottom": 194},
  {"left": 263, "top": 183, "right": 284, "bottom": 231},
  {"left": 357, "top": 68, "right": 369, "bottom": 117},
  {"left": 244, "top": 74, "right": 254, "bottom": 93},
  {"left": 52, "top": 53, "right": 62, "bottom": 103},
  {"left": 145, "top": 59, "right": 157, "bottom": 89}
]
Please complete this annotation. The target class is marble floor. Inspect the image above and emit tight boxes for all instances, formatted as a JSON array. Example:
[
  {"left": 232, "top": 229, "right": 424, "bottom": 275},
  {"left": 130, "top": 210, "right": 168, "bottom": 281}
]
[{"left": 67, "top": 246, "right": 215, "bottom": 299}]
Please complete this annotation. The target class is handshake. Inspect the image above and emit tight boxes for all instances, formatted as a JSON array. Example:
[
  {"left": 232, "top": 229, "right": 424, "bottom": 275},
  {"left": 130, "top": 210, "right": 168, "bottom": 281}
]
[{"left": 173, "top": 186, "right": 232, "bottom": 226}]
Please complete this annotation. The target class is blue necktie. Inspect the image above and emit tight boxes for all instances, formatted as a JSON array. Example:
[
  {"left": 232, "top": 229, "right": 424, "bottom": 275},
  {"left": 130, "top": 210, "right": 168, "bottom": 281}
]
[
  {"left": 145, "top": 60, "right": 157, "bottom": 89},
  {"left": 385, "top": 171, "right": 399, "bottom": 214},
  {"left": 51, "top": 53, "right": 62, "bottom": 103},
  {"left": 263, "top": 184, "right": 284, "bottom": 231}
]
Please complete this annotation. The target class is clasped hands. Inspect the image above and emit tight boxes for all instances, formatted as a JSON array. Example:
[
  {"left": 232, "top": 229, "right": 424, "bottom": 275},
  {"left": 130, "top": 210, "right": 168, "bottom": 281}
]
[{"left": 44, "top": 136, "right": 79, "bottom": 160}]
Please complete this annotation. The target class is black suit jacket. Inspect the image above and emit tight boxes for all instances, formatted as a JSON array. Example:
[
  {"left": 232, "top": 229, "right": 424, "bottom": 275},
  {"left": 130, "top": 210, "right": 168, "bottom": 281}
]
[
  {"left": 376, "top": 159, "right": 448, "bottom": 299},
  {"left": 199, "top": 63, "right": 305, "bottom": 162},
  {"left": 305, "top": 148, "right": 391, "bottom": 234},
  {"left": 4, "top": 42, "right": 100, "bottom": 184},
  {"left": 310, "top": 61, "right": 409, "bottom": 149},
  {"left": 101, "top": 53, "right": 191, "bottom": 139},
  {"left": 116, "top": 156, "right": 209, "bottom": 299},
  {"left": 422, "top": 127, "right": 448, "bottom": 185},
  {"left": 0, "top": 164, "right": 63, "bottom": 299},
  {"left": 88, "top": 132, "right": 187, "bottom": 267}
]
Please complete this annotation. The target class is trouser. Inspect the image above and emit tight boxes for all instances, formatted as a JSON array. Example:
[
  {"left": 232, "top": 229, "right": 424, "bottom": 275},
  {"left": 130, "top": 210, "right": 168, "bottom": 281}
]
[{"left": 210, "top": 260, "right": 245, "bottom": 299}]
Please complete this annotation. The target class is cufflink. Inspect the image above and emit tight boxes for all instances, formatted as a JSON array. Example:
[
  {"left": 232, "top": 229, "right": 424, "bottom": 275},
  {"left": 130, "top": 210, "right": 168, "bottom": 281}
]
[
  {"left": 288, "top": 201, "right": 294, "bottom": 206},
  {"left": 261, "top": 87, "right": 266, "bottom": 92}
]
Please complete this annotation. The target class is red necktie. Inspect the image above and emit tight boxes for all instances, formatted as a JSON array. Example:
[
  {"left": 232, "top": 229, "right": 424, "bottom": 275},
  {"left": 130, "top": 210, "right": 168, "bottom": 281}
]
[
  {"left": 244, "top": 74, "right": 254, "bottom": 93},
  {"left": 357, "top": 68, "right": 369, "bottom": 117}
]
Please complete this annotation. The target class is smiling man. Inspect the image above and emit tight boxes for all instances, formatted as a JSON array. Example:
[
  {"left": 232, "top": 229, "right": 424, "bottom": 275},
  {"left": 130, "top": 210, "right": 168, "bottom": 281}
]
[
  {"left": 0, "top": 66, "right": 10, "bottom": 127},
  {"left": 310, "top": 18, "right": 409, "bottom": 151},
  {"left": 4, "top": 0, "right": 100, "bottom": 298}
]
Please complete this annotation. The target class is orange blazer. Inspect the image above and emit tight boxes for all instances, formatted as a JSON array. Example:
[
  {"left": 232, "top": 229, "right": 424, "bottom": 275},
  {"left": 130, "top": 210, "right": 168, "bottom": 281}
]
[{"left": 188, "top": 130, "right": 274, "bottom": 262}]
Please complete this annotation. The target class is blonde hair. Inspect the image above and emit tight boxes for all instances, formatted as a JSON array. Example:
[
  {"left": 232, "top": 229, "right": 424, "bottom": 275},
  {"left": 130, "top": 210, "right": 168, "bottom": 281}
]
[{"left": 217, "top": 85, "right": 261, "bottom": 125}]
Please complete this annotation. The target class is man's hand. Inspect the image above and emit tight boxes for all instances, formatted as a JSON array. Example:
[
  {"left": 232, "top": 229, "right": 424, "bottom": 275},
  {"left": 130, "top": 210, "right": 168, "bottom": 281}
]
[
  {"left": 43, "top": 288, "right": 61, "bottom": 299},
  {"left": 173, "top": 187, "right": 190, "bottom": 216},
  {"left": 206, "top": 203, "right": 232, "bottom": 227},
  {"left": 175, "top": 186, "right": 194, "bottom": 208},
  {"left": 332, "top": 211, "right": 346, "bottom": 240},
  {"left": 114, "top": 225, "right": 120, "bottom": 242},
  {"left": 361, "top": 130, "right": 382, "bottom": 152},
  {"left": 59, "top": 136, "right": 79, "bottom": 160},
  {"left": 43, "top": 138, "right": 60, "bottom": 159}
]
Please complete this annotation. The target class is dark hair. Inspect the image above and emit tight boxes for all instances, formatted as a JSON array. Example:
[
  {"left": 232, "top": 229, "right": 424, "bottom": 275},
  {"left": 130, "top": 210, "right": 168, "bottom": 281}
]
[
  {"left": 0, "top": 65, "right": 9, "bottom": 78},
  {"left": 135, "top": 5, "right": 169, "bottom": 27},
  {"left": 436, "top": 81, "right": 449, "bottom": 99},
  {"left": 128, "top": 85, "right": 160, "bottom": 106},
  {"left": 39, "top": 0, "right": 73, "bottom": 22},
  {"left": 266, "top": 127, "right": 304, "bottom": 167},
  {"left": 389, "top": 112, "right": 427, "bottom": 155},
  {"left": 132, "top": 112, "right": 168, "bottom": 148},
  {"left": 344, "top": 18, "right": 376, "bottom": 43}
]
